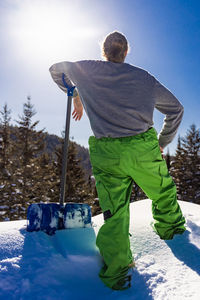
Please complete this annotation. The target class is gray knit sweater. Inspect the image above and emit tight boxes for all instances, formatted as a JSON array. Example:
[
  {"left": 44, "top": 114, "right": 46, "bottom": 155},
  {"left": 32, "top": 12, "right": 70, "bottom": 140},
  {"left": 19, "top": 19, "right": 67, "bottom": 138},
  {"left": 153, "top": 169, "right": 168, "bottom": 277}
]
[{"left": 49, "top": 60, "right": 184, "bottom": 148}]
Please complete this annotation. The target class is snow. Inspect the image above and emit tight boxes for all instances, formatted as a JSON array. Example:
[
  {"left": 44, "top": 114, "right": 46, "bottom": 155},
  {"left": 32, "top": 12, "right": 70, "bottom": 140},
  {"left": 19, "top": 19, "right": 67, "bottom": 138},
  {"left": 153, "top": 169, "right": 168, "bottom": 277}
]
[{"left": 0, "top": 199, "right": 200, "bottom": 300}]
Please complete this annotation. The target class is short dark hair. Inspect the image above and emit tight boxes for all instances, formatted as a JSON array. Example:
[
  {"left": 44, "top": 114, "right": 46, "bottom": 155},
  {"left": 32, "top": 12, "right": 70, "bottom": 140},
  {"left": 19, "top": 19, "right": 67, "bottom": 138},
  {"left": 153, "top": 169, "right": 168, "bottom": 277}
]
[{"left": 102, "top": 31, "right": 128, "bottom": 63}]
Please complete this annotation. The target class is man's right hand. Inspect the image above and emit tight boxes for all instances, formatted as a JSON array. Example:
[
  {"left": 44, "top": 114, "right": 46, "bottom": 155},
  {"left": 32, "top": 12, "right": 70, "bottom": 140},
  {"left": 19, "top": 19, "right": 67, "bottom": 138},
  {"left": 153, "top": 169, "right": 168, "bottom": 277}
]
[{"left": 72, "top": 95, "right": 83, "bottom": 121}]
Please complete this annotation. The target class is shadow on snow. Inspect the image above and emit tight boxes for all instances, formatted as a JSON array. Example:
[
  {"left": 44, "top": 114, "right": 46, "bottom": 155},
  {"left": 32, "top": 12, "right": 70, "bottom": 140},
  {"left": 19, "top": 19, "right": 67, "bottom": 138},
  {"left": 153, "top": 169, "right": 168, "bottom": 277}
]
[{"left": 165, "top": 225, "right": 200, "bottom": 276}]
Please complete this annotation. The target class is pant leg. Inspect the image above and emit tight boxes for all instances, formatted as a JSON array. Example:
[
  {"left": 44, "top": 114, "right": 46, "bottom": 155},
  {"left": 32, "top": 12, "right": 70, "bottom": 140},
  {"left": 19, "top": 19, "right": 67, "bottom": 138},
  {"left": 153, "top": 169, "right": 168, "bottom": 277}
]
[
  {"left": 123, "top": 128, "right": 186, "bottom": 240},
  {"left": 89, "top": 137, "right": 133, "bottom": 289}
]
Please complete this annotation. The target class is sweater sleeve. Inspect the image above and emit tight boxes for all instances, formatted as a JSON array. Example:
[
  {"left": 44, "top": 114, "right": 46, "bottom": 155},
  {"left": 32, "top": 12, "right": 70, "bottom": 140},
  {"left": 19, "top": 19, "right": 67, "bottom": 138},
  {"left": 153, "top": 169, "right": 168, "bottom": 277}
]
[
  {"left": 49, "top": 61, "right": 78, "bottom": 97},
  {"left": 152, "top": 77, "right": 184, "bottom": 148}
]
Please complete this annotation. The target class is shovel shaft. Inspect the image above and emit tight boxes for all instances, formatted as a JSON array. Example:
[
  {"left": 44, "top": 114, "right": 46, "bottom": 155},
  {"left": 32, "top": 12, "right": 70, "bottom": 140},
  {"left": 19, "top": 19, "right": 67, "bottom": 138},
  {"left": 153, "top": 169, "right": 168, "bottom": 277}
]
[
  {"left": 59, "top": 73, "right": 76, "bottom": 206},
  {"left": 60, "top": 94, "right": 72, "bottom": 206}
]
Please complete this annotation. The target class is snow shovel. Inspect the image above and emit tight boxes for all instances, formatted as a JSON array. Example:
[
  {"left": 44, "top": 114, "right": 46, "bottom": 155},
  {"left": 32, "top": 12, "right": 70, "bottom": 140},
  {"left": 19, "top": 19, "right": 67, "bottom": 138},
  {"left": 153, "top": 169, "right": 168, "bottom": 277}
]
[{"left": 27, "top": 73, "right": 92, "bottom": 235}]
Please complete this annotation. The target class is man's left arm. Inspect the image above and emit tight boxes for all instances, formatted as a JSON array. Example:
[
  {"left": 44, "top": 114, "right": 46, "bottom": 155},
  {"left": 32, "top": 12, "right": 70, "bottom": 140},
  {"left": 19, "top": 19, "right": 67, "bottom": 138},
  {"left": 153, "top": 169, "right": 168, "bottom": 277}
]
[{"left": 153, "top": 78, "right": 184, "bottom": 149}]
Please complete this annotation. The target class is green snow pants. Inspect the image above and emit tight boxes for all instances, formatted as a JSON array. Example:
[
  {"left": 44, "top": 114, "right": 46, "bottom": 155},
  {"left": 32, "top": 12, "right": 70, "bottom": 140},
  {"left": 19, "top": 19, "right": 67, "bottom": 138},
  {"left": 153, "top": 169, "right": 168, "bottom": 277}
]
[{"left": 89, "top": 128, "right": 186, "bottom": 289}]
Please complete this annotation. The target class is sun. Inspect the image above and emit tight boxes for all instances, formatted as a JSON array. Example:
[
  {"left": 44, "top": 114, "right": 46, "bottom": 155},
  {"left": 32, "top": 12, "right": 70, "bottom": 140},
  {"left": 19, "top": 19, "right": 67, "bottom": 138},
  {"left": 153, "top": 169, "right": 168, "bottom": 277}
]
[{"left": 8, "top": 0, "right": 102, "bottom": 65}]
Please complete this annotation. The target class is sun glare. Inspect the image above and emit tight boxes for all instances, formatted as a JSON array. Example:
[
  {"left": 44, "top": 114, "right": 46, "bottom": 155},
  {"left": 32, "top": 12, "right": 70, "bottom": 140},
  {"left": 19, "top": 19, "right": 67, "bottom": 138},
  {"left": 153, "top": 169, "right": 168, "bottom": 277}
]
[{"left": 8, "top": 1, "right": 102, "bottom": 65}]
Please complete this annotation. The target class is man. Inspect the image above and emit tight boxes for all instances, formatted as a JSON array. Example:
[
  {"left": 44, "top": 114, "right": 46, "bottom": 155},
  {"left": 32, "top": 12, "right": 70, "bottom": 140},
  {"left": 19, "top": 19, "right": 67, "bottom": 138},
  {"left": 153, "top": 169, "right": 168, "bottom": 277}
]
[{"left": 49, "top": 31, "right": 186, "bottom": 290}]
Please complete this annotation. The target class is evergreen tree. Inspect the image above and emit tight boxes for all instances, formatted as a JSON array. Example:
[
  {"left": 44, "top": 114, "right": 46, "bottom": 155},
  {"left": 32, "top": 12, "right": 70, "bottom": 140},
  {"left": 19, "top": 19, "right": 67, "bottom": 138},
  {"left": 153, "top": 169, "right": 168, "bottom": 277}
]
[
  {"left": 55, "top": 140, "right": 88, "bottom": 203},
  {"left": 0, "top": 104, "right": 12, "bottom": 175},
  {"left": 171, "top": 125, "right": 200, "bottom": 203},
  {"left": 181, "top": 124, "right": 200, "bottom": 203},
  {"left": 14, "top": 96, "right": 45, "bottom": 219},
  {"left": 170, "top": 136, "right": 186, "bottom": 200},
  {"left": 33, "top": 152, "right": 58, "bottom": 203},
  {"left": 0, "top": 104, "right": 16, "bottom": 221}
]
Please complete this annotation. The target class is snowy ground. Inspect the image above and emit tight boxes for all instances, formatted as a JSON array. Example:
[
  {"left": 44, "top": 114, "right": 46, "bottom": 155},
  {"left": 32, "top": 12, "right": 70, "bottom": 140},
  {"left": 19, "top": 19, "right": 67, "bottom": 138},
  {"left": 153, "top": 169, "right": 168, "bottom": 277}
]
[{"left": 0, "top": 199, "right": 200, "bottom": 300}]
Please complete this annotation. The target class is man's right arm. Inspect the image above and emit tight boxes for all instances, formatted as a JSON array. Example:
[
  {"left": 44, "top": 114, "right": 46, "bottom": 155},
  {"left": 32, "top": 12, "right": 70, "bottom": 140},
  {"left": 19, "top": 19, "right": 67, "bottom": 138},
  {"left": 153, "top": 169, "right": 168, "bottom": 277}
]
[
  {"left": 49, "top": 62, "right": 78, "bottom": 97},
  {"left": 72, "top": 95, "right": 84, "bottom": 121}
]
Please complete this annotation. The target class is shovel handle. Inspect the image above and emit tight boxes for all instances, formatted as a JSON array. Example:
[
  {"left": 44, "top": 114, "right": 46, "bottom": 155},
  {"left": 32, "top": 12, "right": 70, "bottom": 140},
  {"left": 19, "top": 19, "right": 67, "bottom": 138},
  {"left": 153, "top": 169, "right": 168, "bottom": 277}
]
[
  {"left": 59, "top": 74, "right": 76, "bottom": 207},
  {"left": 62, "top": 73, "right": 76, "bottom": 96}
]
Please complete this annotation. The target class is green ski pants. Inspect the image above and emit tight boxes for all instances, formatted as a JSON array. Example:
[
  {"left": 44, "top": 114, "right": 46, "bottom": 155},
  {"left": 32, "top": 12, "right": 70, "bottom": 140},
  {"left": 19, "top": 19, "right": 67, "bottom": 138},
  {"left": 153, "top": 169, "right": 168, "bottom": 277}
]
[{"left": 89, "top": 128, "right": 186, "bottom": 289}]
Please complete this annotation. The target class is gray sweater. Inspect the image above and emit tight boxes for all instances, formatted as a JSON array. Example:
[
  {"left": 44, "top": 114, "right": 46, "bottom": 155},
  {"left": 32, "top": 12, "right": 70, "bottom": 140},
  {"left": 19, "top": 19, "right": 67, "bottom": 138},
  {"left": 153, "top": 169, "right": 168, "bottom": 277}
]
[{"left": 49, "top": 60, "right": 184, "bottom": 148}]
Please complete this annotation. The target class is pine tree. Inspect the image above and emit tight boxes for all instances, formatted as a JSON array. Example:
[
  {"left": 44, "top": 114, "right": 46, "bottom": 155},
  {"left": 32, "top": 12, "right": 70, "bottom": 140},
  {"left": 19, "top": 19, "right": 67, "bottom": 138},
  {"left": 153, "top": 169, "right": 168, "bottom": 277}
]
[
  {"left": 171, "top": 125, "right": 200, "bottom": 203},
  {"left": 181, "top": 124, "right": 200, "bottom": 203},
  {"left": 0, "top": 104, "right": 12, "bottom": 175},
  {"left": 170, "top": 136, "right": 186, "bottom": 200},
  {"left": 0, "top": 104, "right": 16, "bottom": 221},
  {"left": 14, "top": 96, "right": 46, "bottom": 219},
  {"left": 33, "top": 152, "right": 58, "bottom": 203},
  {"left": 55, "top": 140, "right": 88, "bottom": 203}
]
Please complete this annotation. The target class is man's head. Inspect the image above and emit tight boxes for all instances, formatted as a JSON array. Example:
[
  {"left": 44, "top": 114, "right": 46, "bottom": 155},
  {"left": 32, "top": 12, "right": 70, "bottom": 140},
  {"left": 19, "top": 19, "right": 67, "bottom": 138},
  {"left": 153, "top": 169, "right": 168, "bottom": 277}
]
[{"left": 101, "top": 31, "right": 128, "bottom": 63}]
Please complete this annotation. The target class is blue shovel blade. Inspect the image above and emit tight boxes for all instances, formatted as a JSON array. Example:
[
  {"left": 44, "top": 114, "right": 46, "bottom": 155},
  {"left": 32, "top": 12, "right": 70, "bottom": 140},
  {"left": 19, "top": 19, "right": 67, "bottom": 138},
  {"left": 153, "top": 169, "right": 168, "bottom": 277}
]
[
  {"left": 64, "top": 203, "right": 92, "bottom": 229},
  {"left": 27, "top": 203, "right": 61, "bottom": 235},
  {"left": 27, "top": 203, "right": 92, "bottom": 233}
]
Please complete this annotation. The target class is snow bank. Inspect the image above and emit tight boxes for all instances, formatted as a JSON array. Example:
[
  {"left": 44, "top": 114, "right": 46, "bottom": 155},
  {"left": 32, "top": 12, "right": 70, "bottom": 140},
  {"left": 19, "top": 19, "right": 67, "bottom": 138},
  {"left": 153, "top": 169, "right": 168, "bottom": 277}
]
[{"left": 0, "top": 200, "right": 200, "bottom": 300}]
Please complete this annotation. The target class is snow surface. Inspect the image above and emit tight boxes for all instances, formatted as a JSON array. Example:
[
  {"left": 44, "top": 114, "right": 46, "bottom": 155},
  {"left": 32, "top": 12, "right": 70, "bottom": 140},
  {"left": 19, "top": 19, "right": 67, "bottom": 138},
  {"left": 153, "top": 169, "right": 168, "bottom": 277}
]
[{"left": 0, "top": 199, "right": 200, "bottom": 300}]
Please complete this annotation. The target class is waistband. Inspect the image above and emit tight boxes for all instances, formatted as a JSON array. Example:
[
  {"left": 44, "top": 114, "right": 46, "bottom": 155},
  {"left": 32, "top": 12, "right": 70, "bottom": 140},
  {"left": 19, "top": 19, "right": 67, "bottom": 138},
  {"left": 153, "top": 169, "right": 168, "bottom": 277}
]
[{"left": 89, "top": 127, "right": 157, "bottom": 145}]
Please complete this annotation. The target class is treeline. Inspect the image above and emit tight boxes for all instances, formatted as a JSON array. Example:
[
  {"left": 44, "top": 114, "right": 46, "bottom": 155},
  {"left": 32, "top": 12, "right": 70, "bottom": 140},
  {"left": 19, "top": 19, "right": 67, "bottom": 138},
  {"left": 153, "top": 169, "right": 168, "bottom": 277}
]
[{"left": 0, "top": 98, "right": 100, "bottom": 221}]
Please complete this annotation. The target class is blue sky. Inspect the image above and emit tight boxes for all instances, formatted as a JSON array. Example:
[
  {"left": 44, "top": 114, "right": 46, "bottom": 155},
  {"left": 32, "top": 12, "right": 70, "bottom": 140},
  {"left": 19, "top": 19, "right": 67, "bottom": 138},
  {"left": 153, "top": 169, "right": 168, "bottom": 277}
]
[{"left": 0, "top": 0, "right": 200, "bottom": 154}]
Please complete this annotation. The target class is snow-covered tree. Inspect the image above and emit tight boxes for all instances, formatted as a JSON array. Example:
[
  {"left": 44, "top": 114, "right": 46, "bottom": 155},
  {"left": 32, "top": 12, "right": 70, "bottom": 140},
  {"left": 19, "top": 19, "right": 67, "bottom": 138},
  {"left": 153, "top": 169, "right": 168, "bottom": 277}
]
[
  {"left": 13, "top": 96, "right": 46, "bottom": 219},
  {"left": 33, "top": 152, "right": 58, "bottom": 203},
  {"left": 170, "top": 136, "right": 186, "bottom": 200},
  {"left": 0, "top": 104, "right": 16, "bottom": 221},
  {"left": 171, "top": 125, "right": 200, "bottom": 204},
  {"left": 55, "top": 140, "right": 88, "bottom": 203},
  {"left": 0, "top": 104, "right": 13, "bottom": 175}
]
